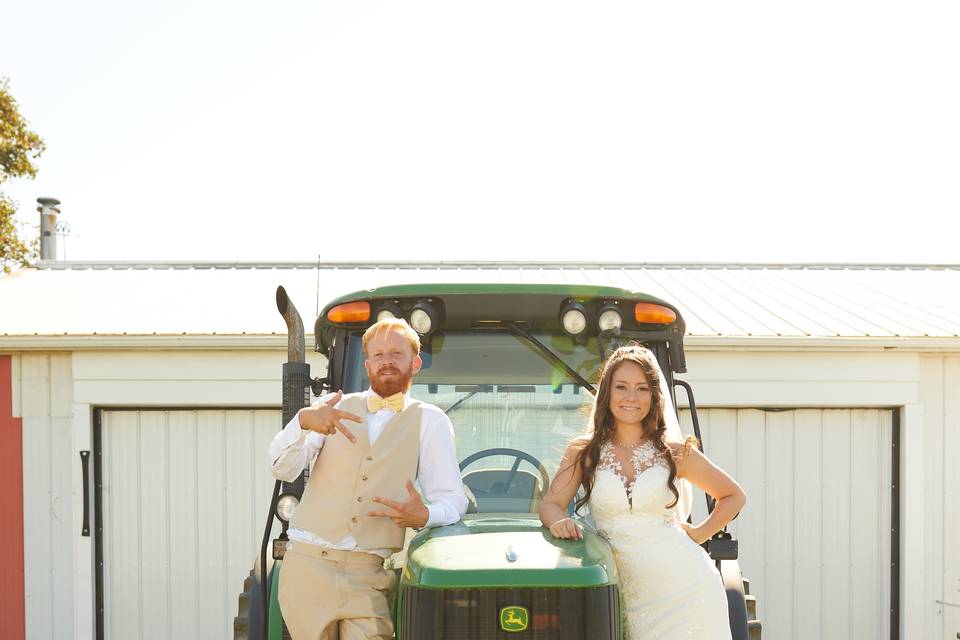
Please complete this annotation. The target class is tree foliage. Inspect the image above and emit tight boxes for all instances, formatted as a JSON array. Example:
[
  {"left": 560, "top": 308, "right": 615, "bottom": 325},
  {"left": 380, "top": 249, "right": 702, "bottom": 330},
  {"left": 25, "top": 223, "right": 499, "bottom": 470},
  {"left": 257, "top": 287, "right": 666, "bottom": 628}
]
[{"left": 1, "top": 78, "right": 45, "bottom": 274}]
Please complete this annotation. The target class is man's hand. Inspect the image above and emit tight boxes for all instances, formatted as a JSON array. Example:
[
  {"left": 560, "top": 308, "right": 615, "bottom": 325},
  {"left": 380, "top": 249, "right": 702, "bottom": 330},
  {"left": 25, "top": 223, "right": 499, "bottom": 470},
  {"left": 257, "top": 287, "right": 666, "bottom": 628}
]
[
  {"left": 297, "top": 391, "right": 362, "bottom": 443},
  {"left": 368, "top": 480, "right": 429, "bottom": 529}
]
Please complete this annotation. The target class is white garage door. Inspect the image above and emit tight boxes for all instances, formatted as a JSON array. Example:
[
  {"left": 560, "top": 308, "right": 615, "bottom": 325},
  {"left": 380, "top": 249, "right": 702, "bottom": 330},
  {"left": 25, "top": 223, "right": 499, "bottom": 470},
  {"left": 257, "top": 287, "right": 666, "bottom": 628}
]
[
  {"left": 680, "top": 408, "right": 894, "bottom": 640},
  {"left": 98, "top": 409, "right": 282, "bottom": 640}
]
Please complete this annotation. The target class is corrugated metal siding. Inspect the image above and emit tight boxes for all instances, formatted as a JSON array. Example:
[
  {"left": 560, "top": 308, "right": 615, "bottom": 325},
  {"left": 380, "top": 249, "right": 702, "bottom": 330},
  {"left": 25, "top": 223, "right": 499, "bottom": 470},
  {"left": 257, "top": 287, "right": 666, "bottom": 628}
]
[
  {"left": 944, "top": 357, "right": 960, "bottom": 639},
  {"left": 100, "top": 409, "right": 281, "bottom": 640},
  {"left": 2, "top": 262, "right": 960, "bottom": 338},
  {"left": 0, "top": 356, "right": 25, "bottom": 639},
  {"left": 920, "top": 355, "right": 960, "bottom": 639},
  {"left": 19, "top": 353, "right": 75, "bottom": 640},
  {"left": 681, "top": 408, "right": 893, "bottom": 640}
]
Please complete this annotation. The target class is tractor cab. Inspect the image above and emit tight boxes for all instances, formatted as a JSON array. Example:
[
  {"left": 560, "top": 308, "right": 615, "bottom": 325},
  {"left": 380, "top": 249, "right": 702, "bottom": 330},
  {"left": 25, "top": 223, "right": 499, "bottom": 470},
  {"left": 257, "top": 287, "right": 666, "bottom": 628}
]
[{"left": 235, "top": 283, "right": 761, "bottom": 640}]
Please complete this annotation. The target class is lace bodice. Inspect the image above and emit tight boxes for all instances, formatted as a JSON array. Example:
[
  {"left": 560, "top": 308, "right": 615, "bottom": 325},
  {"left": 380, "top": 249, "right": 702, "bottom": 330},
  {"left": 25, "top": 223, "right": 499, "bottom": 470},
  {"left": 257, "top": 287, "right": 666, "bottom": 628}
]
[
  {"left": 589, "top": 438, "right": 682, "bottom": 529},
  {"left": 596, "top": 439, "right": 669, "bottom": 508}
]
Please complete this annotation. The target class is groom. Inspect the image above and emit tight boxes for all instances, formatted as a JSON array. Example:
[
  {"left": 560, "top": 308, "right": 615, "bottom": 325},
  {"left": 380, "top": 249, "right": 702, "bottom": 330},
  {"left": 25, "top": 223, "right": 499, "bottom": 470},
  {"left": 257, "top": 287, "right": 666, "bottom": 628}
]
[{"left": 268, "top": 317, "right": 467, "bottom": 639}]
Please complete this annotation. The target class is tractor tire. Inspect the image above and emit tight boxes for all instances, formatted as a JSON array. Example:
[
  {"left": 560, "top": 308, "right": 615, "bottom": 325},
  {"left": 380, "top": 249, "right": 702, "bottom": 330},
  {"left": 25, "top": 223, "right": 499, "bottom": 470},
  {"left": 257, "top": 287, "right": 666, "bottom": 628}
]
[
  {"left": 233, "top": 565, "right": 267, "bottom": 640},
  {"left": 742, "top": 577, "right": 762, "bottom": 640},
  {"left": 719, "top": 559, "right": 762, "bottom": 640}
]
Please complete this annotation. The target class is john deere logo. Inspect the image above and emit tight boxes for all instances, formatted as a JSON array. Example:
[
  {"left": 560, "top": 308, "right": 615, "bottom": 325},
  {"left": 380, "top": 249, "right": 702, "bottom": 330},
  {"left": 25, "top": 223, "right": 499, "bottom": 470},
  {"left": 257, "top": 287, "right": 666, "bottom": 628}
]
[{"left": 499, "top": 605, "right": 529, "bottom": 632}]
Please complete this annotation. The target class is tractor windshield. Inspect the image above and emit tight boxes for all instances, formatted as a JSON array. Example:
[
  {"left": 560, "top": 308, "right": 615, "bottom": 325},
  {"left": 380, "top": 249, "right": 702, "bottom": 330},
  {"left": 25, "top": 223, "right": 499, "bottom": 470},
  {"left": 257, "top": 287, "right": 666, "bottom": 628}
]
[{"left": 342, "top": 330, "right": 601, "bottom": 514}]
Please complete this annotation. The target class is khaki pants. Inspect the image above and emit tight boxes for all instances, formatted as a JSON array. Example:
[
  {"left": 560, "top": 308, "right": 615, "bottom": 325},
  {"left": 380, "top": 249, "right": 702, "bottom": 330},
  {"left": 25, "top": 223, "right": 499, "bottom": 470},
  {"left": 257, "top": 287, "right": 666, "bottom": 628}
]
[{"left": 278, "top": 543, "right": 397, "bottom": 640}]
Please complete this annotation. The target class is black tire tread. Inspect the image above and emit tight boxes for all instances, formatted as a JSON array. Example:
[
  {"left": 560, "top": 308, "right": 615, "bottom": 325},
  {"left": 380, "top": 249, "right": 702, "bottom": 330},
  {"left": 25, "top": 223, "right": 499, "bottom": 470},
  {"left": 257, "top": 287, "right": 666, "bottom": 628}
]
[{"left": 233, "top": 569, "right": 255, "bottom": 640}]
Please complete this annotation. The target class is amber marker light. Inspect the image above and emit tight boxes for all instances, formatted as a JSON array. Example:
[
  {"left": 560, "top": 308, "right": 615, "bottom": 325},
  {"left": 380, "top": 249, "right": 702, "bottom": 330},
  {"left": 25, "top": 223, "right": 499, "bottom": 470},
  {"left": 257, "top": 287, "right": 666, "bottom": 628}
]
[
  {"left": 327, "top": 301, "right": 371, "bottom": 323},
  {"left": 634, "top": 302, "right": 677, "bottom": 325}
]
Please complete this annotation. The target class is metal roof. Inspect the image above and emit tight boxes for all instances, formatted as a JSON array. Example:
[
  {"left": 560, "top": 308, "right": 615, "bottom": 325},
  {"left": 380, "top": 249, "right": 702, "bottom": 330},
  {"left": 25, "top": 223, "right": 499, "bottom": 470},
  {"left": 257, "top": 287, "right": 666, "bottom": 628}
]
[{"left": 2, "top": 261, "right": 959, "bottom": 346}]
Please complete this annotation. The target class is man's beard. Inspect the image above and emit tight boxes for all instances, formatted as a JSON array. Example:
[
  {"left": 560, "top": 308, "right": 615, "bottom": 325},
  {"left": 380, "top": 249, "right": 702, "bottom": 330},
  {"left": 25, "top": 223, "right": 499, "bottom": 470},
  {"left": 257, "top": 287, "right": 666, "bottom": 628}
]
[{"left": 370, "top": 364, "right": 414, "bottom": 398}]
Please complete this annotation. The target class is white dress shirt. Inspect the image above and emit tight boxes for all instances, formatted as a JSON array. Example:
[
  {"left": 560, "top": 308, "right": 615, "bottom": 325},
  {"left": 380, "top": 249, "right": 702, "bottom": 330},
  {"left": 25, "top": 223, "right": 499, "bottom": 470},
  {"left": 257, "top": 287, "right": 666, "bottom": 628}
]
[{"left": 268, "top": 389, "right": 467, "bottom": 556}]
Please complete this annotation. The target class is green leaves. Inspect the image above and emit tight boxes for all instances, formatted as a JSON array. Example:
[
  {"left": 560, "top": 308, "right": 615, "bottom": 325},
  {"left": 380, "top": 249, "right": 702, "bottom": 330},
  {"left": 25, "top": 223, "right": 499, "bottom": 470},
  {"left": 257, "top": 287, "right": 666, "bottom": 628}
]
[
  {"left": 0, "top": 78, "right": 45, "bottom": 273},
  {"left": 1, "top": 194, "right": 38, "bottom": 273}
]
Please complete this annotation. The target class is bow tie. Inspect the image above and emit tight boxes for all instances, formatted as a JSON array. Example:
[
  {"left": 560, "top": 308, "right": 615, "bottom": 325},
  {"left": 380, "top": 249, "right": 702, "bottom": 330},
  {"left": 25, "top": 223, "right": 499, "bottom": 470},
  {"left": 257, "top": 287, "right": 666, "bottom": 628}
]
[{"left": 367, "top": 392, "right": 405, "bottom": 413}]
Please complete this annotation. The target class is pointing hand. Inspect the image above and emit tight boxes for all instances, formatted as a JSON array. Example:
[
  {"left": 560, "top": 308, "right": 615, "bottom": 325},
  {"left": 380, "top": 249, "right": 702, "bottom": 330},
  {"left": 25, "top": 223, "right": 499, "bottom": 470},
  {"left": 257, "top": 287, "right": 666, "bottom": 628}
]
[
  {"left": 297, "top": 391, "right": 362, "bottom": 443},
  {"left": 367, "top": 479, "right": 430, "bottom": 529}
]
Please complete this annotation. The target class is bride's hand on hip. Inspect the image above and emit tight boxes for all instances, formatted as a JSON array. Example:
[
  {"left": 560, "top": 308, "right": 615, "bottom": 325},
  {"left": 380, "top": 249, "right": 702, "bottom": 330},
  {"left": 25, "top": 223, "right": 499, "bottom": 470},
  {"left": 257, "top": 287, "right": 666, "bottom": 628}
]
[
  {"left": 680, "top": 522, "right": 708, "bottom": 545},
  {"left": 548, "top": 517, "right": 582, "bottom": 540}
]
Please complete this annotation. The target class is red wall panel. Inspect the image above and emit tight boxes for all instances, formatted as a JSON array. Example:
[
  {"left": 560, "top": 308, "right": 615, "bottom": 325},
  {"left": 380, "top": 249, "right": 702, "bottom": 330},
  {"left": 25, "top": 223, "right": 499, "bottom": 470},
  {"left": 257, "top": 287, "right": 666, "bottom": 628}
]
[{"left": 0, "top": 356, "right": 25, "bottom": 639}]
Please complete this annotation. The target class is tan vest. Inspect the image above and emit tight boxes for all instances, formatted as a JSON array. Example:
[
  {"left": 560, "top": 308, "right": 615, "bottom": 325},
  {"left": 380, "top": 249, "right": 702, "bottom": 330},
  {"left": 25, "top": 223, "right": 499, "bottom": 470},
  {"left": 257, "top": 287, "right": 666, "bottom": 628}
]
[{"left": 291, "top": 392, "right": 422, "bottom": 552}]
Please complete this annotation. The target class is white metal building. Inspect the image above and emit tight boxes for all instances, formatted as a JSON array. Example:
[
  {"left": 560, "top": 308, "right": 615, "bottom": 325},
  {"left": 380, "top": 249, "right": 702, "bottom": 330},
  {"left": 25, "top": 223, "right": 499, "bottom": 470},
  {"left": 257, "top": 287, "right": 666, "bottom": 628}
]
[{"left": 1, "top": 261, "right": 958, "bottom": 640}]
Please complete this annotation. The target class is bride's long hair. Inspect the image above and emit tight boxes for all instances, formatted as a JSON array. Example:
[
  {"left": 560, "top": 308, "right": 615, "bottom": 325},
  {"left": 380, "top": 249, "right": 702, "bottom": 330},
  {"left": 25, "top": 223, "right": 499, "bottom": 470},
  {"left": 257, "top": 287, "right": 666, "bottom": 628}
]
[{"left": 572, "top": 344, "right": 683, "bottom": 513}]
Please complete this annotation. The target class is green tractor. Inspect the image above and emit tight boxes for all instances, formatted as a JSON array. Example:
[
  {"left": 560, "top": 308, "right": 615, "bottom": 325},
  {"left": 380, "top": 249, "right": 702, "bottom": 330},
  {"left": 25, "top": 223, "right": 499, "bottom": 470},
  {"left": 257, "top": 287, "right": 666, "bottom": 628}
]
[{"left": 235, "top": 283, "right": 761, "bottom": 639}]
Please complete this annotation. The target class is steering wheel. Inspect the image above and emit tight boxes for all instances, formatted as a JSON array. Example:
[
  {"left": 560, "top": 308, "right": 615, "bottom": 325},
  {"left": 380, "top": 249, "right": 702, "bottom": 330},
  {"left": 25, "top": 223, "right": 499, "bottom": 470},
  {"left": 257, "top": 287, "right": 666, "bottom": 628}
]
[{"left": 458, "top": 448, "right": 551, "bottom": 497}]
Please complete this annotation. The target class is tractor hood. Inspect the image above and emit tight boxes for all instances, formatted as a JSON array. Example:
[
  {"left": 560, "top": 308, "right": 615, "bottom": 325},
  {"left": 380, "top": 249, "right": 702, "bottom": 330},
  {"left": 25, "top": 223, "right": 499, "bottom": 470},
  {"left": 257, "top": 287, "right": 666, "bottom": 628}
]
[{"left": 401, "top": 515, "right": 618, "bottom": 588}]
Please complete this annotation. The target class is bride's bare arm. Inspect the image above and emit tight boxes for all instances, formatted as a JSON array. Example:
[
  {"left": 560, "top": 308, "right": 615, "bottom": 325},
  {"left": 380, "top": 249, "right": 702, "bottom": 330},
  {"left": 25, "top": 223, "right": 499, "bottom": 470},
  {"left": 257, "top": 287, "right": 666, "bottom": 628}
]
[
  {"left": 671, "top": 443, "right": 746, "bottom": 544},
  {"left": 539, "top": 442, "right": 585, "bottom": 540}
]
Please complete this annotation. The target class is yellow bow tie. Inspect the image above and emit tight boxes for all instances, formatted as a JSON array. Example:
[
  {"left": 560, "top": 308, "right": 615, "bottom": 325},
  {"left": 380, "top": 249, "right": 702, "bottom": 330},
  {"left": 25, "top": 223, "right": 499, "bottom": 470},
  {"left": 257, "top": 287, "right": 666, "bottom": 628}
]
[{"left": 367, "top": 392, "right": 405, "bottom": 413}]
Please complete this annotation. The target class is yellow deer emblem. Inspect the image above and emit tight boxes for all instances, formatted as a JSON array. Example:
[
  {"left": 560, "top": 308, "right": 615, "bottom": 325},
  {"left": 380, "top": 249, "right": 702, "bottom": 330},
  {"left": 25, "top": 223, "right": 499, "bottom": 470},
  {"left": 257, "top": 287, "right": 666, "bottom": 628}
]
[{"left": 499, "top": 606, "right": 529, "bottom": 632}]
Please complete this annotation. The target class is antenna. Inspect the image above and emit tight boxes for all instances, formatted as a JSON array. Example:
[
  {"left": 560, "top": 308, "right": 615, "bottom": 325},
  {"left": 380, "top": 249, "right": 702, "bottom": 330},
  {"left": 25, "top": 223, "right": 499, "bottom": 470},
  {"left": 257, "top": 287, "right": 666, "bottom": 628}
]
[{"left": 55, "top": 221, "right": 78, "bottom": 261}]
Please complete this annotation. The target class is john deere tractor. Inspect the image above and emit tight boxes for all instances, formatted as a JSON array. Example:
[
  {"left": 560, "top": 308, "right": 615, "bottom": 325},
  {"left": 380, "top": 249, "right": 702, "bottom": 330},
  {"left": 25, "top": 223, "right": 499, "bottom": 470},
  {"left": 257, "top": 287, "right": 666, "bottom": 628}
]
[{"left": 234, "top": 283, "right": 761, "bottom": 639}]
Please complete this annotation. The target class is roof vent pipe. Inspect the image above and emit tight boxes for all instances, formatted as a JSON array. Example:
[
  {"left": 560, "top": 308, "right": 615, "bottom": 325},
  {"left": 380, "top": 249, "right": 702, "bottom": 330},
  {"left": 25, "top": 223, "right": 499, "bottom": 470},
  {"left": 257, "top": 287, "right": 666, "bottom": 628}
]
[{"left": 37, "top": 197, "right": 60, "bottom": 260}]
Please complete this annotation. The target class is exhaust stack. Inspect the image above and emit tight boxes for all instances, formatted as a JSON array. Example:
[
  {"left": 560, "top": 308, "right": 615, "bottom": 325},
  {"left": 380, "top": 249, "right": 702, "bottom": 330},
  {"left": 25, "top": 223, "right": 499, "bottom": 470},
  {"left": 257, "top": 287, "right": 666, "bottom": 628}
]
[
  {"left": 37, "top": 197, "right": 60, "bottom": 260},
  {"left": 276, "top": 286, "right": 310, "bottom": 421}
]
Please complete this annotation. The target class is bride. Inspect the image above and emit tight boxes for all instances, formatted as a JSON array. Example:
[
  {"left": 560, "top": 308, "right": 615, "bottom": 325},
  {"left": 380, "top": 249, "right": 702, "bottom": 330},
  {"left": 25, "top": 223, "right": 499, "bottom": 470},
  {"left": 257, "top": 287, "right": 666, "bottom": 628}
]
[{"left": 539, "top": 344, "right": 746, "bottom": 640}]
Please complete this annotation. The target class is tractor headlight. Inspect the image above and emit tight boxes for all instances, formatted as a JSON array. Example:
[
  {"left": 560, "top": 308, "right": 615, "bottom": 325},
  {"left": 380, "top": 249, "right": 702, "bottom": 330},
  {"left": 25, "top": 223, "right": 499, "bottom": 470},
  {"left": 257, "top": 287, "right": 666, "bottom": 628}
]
[
  {"left": 376, "top": 303, "right": 403, "bottom": 323},
  {"left": 597, "top": 306, "right": 622, "bottom": 332},
  {"left": 276, "top": 493, "right": 300, "bottom": 523},
  {"left": 409, "top": 302, "right": 438, "bottom": 335},
  {"left": 560, "top": 303, "right": 588, "bottom": 336}
]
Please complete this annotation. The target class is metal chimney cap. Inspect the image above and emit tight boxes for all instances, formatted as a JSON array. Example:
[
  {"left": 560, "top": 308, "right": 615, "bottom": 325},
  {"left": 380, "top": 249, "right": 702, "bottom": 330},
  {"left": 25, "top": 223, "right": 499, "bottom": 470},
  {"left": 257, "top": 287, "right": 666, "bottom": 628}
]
[{"left": 37, "top": 197, "right": 61, "bottom": 206}]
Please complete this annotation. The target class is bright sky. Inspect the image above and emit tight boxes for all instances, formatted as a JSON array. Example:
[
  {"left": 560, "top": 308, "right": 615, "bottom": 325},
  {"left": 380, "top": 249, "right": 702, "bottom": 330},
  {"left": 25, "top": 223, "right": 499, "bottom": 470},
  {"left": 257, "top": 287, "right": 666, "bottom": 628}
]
[{"left": 2, "top": 1, "right": 958, "bottom": 264}]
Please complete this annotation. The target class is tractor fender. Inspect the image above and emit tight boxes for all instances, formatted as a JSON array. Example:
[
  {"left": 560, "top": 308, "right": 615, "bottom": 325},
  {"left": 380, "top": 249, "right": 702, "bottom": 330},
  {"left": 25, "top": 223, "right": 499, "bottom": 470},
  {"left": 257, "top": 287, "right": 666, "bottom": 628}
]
[{"left": 719, "top": 559, "right": 750, "bottom": 640}]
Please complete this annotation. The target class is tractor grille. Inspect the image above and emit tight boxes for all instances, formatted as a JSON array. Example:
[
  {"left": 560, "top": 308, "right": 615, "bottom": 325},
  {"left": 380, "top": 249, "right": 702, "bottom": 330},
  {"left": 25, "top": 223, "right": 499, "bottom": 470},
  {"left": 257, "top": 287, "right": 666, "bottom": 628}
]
[{"left": 398, "top": 585, "right": 620, "bottom": 640}]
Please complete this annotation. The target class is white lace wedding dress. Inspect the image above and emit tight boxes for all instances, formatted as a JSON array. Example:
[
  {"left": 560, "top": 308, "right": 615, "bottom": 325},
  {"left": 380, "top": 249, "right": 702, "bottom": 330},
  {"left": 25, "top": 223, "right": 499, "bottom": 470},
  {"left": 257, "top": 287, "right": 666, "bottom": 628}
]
[{"left": 590, "top": 440, "right": 731, "bottom": 639}]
